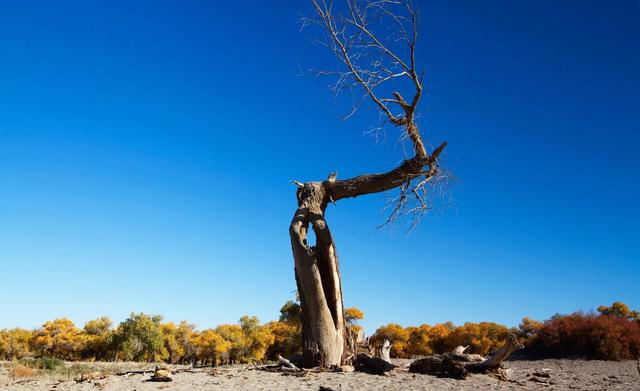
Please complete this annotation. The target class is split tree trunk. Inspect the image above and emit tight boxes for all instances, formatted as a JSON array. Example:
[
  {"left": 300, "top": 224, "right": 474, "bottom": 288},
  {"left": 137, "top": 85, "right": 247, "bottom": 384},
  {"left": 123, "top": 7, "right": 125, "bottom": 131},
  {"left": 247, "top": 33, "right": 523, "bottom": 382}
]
[
  {"left": 289, "top": 145, "right": 445, "bottom": 368},
  {"left": 290, "top": 182, "right": 347, "bottom": 368}
]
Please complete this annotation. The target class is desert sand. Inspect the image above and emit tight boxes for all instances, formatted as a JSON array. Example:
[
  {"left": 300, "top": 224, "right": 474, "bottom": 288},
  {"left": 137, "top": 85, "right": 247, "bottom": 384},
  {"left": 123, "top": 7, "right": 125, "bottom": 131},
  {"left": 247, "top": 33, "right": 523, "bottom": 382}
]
[{"left": 1, "top": 359, "right": 638, "bottom": 390}]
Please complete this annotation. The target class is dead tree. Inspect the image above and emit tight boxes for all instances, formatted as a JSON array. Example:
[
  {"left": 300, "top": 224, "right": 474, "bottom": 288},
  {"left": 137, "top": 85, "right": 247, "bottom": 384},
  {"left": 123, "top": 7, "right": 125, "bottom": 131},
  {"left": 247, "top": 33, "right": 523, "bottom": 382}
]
[{"left": 291, "top": 0, "right": 447, "bottom": 368}]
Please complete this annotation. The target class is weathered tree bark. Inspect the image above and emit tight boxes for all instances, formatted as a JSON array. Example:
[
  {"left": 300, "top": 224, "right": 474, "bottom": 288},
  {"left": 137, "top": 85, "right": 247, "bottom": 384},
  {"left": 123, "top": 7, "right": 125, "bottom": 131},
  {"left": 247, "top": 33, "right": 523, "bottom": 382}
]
[
  {"left": 290, "top": 147, "right": 445, "bottom": 368},
  {"left": 290, "top": 182, "right": 347, "bottom": 368}
]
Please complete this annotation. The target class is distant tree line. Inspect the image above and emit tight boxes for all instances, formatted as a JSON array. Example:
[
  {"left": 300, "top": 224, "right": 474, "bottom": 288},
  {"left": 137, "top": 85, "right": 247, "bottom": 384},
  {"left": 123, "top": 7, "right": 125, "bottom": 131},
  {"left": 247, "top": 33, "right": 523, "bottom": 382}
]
[
  {"left": 0, "top": 301, "right": 638, "bottom": 364},
  {"left": 368, "top": 302, "right": 640, "bottom": 361}
]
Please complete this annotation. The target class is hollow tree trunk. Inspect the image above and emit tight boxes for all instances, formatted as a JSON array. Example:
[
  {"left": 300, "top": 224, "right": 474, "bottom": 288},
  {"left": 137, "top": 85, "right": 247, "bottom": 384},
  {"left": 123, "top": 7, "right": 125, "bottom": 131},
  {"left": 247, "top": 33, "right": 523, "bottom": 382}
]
[{"left": 290, "top": 182, "right": 347, "bottom": 368}]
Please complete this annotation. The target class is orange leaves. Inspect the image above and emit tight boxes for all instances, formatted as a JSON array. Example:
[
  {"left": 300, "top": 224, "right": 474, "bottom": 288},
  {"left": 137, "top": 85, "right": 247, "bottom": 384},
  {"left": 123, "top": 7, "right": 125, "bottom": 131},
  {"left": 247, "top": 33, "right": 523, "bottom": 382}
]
[
  {"left": 345, "top": 307, "right": 364, "bottom": 324},
  {"left": 370, "top": 324, "right": 411, "bottom": 357},
  {"left": 194, "top": 329, "right": 230, "bottom": 365},
  {"left": 531, "top": 310, "right": 640, "bottom": 360},
  {"left": 446, "top": 322, "right": 510, "bottom": 356},
  {"left": 371, "top": 321, "right": 508, "bottom": 358},
  {"left": 30, "top": 318, "right": 87, "bottom": 360},
  {"left": 406, "top": 324, "right": 432, "bottom": 356},
  {"left": 0, "top": 328, "right": 32, "bottom": 360},
  {"left": 239, "top": 316, "right": 275, "bottom": 362},
  {"left": 517, "top": 317, "right": 543, "bottom": 346},
  {"left": 597, "top": 301, "right": 639, "bottom": 320},
  {"left": 264, "top": 321, "right": 301, "bottom": 360}
]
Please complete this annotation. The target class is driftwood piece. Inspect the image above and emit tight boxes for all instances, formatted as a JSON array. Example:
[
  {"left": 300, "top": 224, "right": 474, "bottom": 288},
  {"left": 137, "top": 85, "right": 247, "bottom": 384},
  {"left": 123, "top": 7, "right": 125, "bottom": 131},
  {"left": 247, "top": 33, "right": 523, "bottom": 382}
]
[
  {"left": 278, "top": 355, "right": 299, "bottom": 370},
  {"left": 451, "top": 346, "right": 484, "bottom": 362},
  {"left": 253, "top": 355, "right": 306, "bottom": 374},
  {"left": 115, "top": 369, "right": 152, "bottom": 376},
  {"left": 410, "top": 333, "right": 523, "bottom": 379},
  {"left": 353, "top": 353, "right": 396, "bottom": 375},
  {"left": 377, "top": 339, "right": 392, "bottom": 363}
]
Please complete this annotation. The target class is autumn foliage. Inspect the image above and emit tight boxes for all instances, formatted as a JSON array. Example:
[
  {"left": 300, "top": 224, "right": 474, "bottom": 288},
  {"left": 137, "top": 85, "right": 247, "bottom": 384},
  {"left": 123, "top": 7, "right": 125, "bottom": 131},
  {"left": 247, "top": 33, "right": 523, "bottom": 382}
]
[
  {"left": 0, "top": 301, "right": 304, "bottom": 366},
  {"left": 0, "top": 301, "right": 638, "bottom": 364},
  {"left": 368, "top": 302, "right": 640, "bottom": 361},
  {"left": 525, "top": 303, "right": 640, "bottom": 360},
  {"left": 370, "top": 321, "right": 509, "bottom": 358}
]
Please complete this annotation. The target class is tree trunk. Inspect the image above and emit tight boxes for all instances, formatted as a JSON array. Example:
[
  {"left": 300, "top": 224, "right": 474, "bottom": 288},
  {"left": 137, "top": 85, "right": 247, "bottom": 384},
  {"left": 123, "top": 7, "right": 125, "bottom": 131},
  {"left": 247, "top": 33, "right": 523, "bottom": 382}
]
[
  {"left": 290, "top": 181, "right": 348, "bottom": 368},
  {"left": 289, "top": 145, "right": 445, "bottom": 368}
]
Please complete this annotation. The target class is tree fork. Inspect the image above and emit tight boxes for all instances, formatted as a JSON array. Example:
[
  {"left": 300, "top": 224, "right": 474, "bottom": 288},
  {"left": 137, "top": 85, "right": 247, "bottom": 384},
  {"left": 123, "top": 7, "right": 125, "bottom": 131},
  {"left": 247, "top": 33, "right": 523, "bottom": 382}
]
[
  {"left": 289, "top": 142, "right": 445, "bottom": 368},
  {"left": 290, "top": 181, "right": 348, "bottom": 368}
]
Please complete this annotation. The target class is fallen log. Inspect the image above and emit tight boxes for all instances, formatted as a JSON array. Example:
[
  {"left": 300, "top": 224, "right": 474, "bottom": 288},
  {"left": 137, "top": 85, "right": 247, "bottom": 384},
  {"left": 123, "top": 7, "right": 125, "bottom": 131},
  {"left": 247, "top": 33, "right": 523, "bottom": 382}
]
[
  {"left": 410, "top": 333, "right": 523, "bottom": 379},
  {"left": 353, "top": 353, "right": 396, "bottom": 375},
  {"left": 408, "top": 355, "right": 467, "bottom": 379}
]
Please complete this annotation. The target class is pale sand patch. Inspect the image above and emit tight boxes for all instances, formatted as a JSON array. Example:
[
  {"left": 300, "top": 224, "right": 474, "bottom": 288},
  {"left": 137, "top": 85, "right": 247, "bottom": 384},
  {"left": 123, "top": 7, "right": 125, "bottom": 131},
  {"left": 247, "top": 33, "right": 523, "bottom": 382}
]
[{"left": 0, "top": 359, "right": 638, "bottom": 390}]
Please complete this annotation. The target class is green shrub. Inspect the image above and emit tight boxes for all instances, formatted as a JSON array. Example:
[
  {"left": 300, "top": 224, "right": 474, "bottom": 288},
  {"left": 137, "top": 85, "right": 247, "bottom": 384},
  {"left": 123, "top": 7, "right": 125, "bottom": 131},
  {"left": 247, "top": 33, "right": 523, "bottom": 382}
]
[{"left": 22, "top": 357, "right": 64, "bottom": 370}]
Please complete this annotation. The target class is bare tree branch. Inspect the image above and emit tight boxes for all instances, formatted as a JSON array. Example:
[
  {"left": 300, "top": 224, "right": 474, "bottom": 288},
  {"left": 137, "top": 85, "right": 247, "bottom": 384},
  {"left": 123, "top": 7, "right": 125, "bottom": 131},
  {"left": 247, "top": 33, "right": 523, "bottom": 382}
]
[{"left": 303, "top": 0, "right": 449, "bottom": 228}]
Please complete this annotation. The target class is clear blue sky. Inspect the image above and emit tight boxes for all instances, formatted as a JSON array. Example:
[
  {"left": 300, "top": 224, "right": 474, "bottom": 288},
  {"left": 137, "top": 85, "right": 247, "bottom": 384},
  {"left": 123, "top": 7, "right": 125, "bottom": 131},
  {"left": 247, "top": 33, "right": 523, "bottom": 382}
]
[{"left": 1, "top": 0, "right": 638, "bottom": 333}]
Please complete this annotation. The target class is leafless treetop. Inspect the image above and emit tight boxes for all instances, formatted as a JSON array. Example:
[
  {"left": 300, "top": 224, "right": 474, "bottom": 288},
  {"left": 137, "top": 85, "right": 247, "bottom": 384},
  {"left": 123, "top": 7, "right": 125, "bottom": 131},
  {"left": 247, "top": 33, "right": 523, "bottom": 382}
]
[{"left": 302, "top": 0, "right": 450, "bottom": 229}]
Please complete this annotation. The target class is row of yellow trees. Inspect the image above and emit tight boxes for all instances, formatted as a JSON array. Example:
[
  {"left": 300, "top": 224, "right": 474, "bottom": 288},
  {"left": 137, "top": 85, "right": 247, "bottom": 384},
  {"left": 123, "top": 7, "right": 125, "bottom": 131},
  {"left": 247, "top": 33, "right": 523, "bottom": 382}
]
[
  {"left": 1, "top": 301, "right": 637, "bottom": 363},
  {"left": 0, "top": 304, "right": 304, "bottom": 365},
  {"left": 369, "top": 321, "right": 513, "bottom": 358}
]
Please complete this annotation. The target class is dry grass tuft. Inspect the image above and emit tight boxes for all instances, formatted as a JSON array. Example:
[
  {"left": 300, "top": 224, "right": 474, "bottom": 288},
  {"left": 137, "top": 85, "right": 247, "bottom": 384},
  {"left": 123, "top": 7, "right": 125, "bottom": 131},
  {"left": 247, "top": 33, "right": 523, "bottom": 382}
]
[{"left": 9, "top": 363, "right": 37, "bottom": 378}]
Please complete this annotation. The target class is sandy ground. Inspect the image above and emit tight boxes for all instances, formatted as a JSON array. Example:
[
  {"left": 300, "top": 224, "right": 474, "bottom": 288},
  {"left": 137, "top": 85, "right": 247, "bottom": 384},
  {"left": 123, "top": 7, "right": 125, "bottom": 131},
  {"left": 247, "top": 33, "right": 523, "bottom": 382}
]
[{"left": 1, "top": 359, "right": 638, "bottom": 390}]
